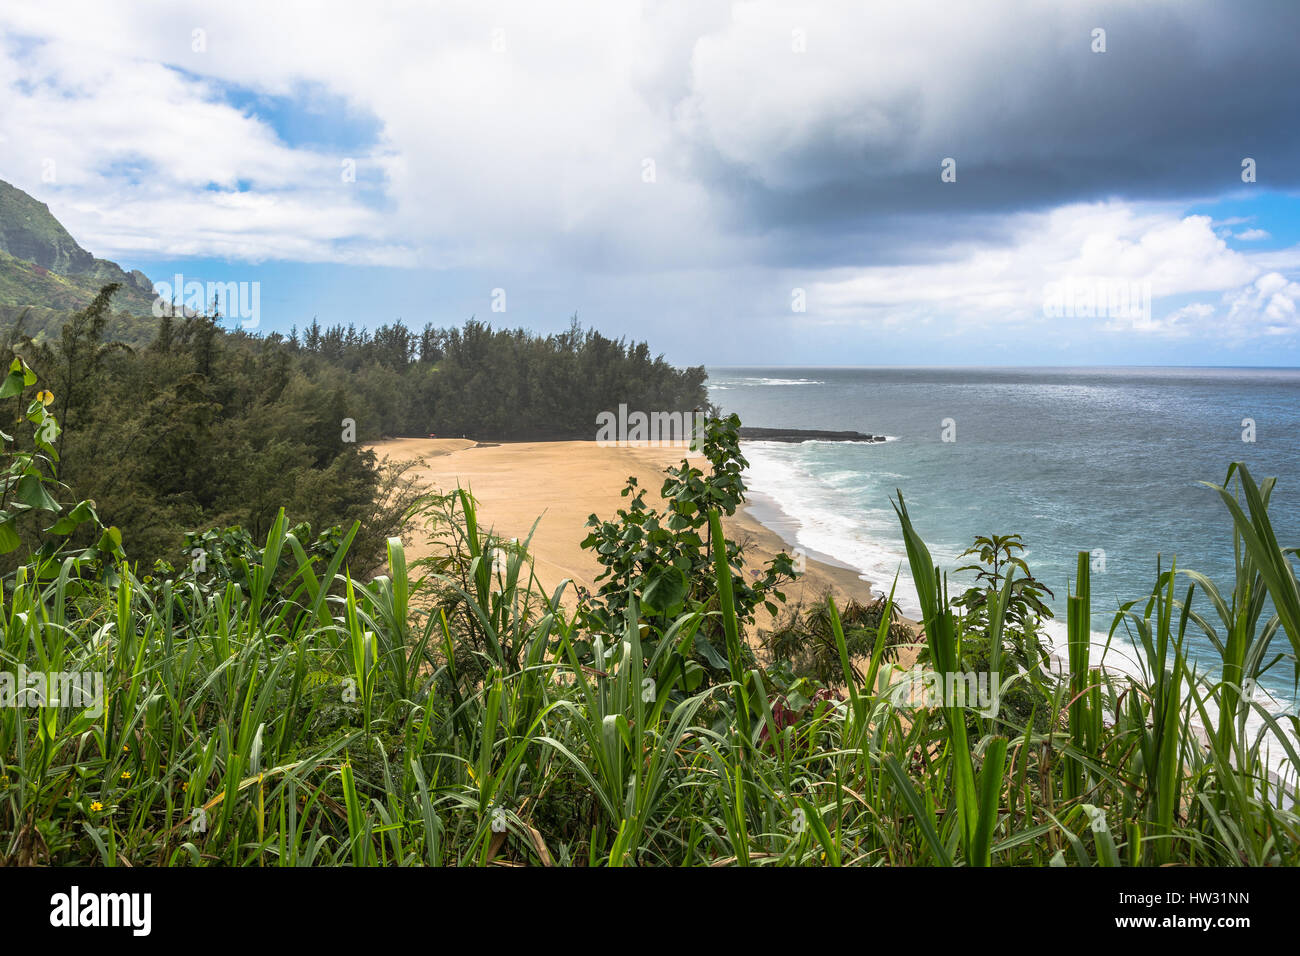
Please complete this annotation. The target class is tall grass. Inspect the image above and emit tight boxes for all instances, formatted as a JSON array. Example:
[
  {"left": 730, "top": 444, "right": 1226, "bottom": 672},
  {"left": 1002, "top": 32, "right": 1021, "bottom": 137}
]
[{"left": 1, "top": 466, "right": 1299, "bottom": 866}]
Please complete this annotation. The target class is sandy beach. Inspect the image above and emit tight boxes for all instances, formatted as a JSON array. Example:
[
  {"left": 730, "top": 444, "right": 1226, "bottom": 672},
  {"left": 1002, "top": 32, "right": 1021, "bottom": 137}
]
[{"left": 367, "top": 437, "right": 878, "bottom": 631}]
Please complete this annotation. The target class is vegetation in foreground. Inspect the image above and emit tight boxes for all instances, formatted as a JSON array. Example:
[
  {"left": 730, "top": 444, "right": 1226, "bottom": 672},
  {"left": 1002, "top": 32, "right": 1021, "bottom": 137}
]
[{"left": 1, "top": 360, "right": 1299, "bottom": 866}]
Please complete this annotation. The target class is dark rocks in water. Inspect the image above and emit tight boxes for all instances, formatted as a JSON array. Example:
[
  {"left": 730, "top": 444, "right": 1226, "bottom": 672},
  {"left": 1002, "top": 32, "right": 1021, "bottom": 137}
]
[{"left": 738, "top": 426, "right": 885, "bottom": 443}]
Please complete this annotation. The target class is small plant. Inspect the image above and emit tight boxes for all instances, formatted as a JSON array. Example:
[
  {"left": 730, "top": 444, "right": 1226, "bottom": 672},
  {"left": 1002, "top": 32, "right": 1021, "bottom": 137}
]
[
  {"left": 0, "top": 357, "right": 123, "bottom": 580},
  {"left": 764, "top": 591, "right": 912, "bottom": 685},
  {"left": 578, "top": 413, "right": 798, "bottom": 691},
  {"left": 952, "top": 532, "right": 1054, "bottom": 673}
]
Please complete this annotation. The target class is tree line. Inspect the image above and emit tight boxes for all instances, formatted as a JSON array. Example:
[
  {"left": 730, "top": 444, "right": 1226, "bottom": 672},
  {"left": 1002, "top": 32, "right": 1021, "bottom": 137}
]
[
  {"left": 286, "top": 313, "right": 708, "bottom": 440},
  {"left": 1, "top": 285, "right": 708, "bottom": 570}
]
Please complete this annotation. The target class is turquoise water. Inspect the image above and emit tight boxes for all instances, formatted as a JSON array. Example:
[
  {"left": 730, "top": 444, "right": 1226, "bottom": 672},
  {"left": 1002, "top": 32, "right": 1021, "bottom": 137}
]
[{"left": 708, "top": 366, "right": 1300, "bottom": 705}]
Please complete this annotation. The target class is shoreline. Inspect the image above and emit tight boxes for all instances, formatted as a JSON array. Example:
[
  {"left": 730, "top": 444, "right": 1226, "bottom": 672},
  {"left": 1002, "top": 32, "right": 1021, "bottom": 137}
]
[
  {"left": 367, "top": 437, "right": 882, "bottom": 624},
  {"left": 368, "top": 435, "right": 1296, "bottom": 787},
  {"left": 736, "top": 439, "right": 1299, "bottom": 788}
]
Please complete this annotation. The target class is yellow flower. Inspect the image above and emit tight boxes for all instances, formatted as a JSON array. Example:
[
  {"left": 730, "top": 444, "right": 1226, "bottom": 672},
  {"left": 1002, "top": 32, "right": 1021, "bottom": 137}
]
[
  {"left": 120, "top": 771, "right": 131, "bottom": 781},
  {"left": 90, "top": 801, "right": 103, "bottom": 812},
  {"left": 181, "top": 782, "right": 189, "bottom": 792},
  {"left": 36, "top": 390, "right": 54, "bottom": 406}
]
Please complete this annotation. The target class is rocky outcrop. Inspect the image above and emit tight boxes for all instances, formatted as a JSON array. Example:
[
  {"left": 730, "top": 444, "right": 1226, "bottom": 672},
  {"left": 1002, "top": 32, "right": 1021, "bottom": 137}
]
[{"left": 737, "top": 426, "right": 886, "bottom": 443}]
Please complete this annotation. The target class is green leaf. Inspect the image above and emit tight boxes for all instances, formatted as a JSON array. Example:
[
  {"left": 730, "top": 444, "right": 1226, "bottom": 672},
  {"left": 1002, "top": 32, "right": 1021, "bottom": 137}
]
[
  {"left": 95, "top": 525, "right": 124, "bottom": 557},
  {"left": 641, "top": 563, "right": 687, "bottom": 615},
  {"left": 15, "top": 474, "right": 61, "bottom": 512},
  {"left": 693, "top": 635, "right": 730, "bottom": 671},
  {"left": 0, "top": 517, "right": 19, "bottom": 553},
  {"left": 682, "top": 660, "right": 704, "bottom": 691},
  {"left": 48, "top": 499, "right": 98, "bottom": 535},
  {"left": 883, "top": 755, "right": 954, "bottom": 866},
  {"left": 0, "top": 358, "right": 35, "bottom": 399}
]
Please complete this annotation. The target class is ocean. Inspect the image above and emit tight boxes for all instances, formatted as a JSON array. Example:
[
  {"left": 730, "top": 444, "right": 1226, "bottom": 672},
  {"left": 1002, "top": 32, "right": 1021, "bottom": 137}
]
[{"left": 708, "top": 366, "right": 1300, "bottom": 716}]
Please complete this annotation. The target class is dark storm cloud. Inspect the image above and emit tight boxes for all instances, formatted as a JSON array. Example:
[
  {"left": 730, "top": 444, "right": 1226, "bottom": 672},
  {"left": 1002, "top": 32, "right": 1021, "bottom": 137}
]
[{"left": 681, "top": 0, "right": 1300, "bottom": 253}]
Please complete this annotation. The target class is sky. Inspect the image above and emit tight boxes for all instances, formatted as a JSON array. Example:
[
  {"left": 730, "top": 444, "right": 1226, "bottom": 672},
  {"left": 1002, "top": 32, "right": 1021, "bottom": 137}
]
[{"left": 2, "top": 0, "right": 1299, "bottom": 366}]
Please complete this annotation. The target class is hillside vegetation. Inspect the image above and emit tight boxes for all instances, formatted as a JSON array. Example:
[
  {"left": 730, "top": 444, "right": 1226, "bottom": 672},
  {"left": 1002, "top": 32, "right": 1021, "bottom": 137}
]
[
  {"left": 0, "top": 179, "right": 158, "bottom": 347},
  {"left": 0, "top": 365, "right": 1297, "bottom": 866}
]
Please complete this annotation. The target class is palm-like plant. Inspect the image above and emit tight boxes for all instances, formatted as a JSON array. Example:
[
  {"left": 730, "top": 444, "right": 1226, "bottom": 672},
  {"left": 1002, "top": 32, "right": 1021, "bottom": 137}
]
[
  {"left": 764, "top": 591, "right": 912, "bottom": 685},
  {"left": 953, "top": 532, "right": 1054, "bottom": 671}
]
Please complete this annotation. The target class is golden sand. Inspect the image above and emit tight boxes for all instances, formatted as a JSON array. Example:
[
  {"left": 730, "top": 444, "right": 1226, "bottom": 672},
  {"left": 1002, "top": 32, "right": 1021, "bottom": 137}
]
[{"left": 367, "top": 437, "right": 875, "bottom": 619}]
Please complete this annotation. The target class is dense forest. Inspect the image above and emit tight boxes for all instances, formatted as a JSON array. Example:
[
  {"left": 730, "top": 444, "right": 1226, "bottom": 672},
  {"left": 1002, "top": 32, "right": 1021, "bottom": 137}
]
[
  {"left": 288, "top": 314, "right": 708, "bottom": 440},
  {"left": 0, "top": 284, "right": 709, "bottom": 569}
]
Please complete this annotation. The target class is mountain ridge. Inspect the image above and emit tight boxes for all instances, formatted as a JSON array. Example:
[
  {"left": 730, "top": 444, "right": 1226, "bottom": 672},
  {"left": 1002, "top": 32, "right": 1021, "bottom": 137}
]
[{"left": 0, "top": 179, "right": 160, "bottom": 345}]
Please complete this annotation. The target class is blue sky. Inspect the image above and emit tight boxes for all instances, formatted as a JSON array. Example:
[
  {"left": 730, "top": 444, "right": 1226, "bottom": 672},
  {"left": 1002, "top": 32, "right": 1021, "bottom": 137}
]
[{"left": 3, "top": 0, "right": 1300, "bottom": 367}]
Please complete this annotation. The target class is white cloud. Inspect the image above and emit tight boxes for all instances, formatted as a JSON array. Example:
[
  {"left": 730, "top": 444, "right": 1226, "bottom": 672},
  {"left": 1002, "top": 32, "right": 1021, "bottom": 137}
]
[
  {"left": 806, "top": 203, "right": 1277, "bottom": 335},
  {"left": 0, "top": 0, "right": 1296, "bottom": 349},
  {"left": 0, "top": 0, "right": 727, "bottom": 269},
  {"left": 1225, "top": 272, "right": 1300, "bottom": 336},
  {"left": 1104, "top": 302, "right": 1209, "bottom": 337},
  {"left": 0, "top": 18, "right": 403, "bottom": 262}
]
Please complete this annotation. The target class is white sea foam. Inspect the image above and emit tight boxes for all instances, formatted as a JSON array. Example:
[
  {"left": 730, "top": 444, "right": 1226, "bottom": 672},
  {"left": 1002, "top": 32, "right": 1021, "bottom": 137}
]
[
  {"left": 1036, "top": 618, "right": 1299, "bottom": 795},
  {"left": 716, "top": 377, "right": 825, "bottom": 387},
  {"left": 742, "top": 441, "right": 1299, "bottom": 793},
  {"left": 741, "top": 442, "right": 927, "bottom": 618}
]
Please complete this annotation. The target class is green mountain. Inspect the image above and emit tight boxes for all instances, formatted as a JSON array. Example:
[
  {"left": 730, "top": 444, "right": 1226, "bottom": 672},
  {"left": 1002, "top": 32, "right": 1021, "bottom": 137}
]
[{"left": 0, "top": 179, "right": 160, "bottom": 346}]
